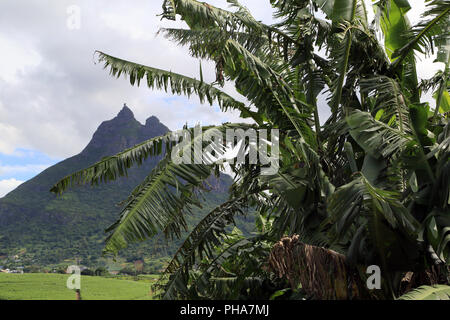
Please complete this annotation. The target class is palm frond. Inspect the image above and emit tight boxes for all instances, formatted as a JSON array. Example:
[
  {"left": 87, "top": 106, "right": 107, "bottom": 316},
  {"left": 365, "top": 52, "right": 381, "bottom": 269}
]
[
  {"left": 103, "top": 124, "right": 238, "bottom": 254},
  {"left": 159, "top": 27, "right": 268, "bottom": 58},
  {"left": 50, "top": 130, "right": 175, "bottom": 194},
  {"left": 157, "top": 198, "right": 247, "bottom": 299},
  {"left": 50, "top": 124, "right": 228, "bottom": 194},
  {"left": 104, "top": 156, "right": 212, "bottom": 254},
  {"left": 327, "top": 173, "right": 420, "bottom": 240},
  {"left": 160, "top": 236, "right": 255, "bottom": 299},
  {"left": 329, "top": 21, "right": 355, "bottom": 119},
  {"left": 346, "top": 110, "right": 412, "bottom": 160},
  {"left": 161, "top": 0, "right": 264, "bottom": 32},
  {"left": 160, "top": 3, "right": 319, "bottom": 138},
  {"left": 164, "top": 198, "right": 246, "bottom": 273},
  {"left": 398, "top": 284, "right": 450, "bottom": 300},
  {"left": 95, "top": 51, "right": 252, "bottom": 115},
  {"left": 392, "top": 0, "right": 450, "bottom": 66},
  {"left": 360, "top": 75, "right": 411, "bottom": 133}
]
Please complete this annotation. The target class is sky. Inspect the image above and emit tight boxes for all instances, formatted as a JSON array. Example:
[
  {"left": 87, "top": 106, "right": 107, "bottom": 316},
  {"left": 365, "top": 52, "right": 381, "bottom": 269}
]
[{"left": 0, "top": 0, "right": 445, "bottom": 197}]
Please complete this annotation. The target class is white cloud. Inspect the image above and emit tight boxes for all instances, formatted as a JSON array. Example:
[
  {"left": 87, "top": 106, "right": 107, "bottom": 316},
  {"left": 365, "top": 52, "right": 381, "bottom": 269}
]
[
  {"left": 0, "top": 178, "right": 24, "bottom": 198},
  {"left": 0, "top": 120, "right": 23, "bottom": 154},
  {"left": 0, "top": 35, "right": 41, "bottom": 84}
]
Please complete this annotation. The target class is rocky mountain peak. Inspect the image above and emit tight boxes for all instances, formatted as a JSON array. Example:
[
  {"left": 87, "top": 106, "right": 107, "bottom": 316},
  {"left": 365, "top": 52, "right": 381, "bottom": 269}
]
[
  {"left": 81, "top": 105, "right": 168, "bottom": 157},
  {"left": 145, "top": 115, "right": 160, "bottom": 127},
  {"left": 117, "top": 103, "right": 135, "bottom": 121}
]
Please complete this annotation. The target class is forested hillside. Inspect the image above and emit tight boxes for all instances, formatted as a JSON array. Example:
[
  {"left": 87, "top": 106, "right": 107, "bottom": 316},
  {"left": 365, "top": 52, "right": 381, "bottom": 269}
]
[{"left": 0, "top": 105, "right": 253, "bottom": 268}]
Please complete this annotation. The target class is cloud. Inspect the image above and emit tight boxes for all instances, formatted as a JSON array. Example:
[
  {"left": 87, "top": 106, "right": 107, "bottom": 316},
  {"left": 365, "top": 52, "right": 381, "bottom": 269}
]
[
  {"left": 0, "top": 0, "right": 270, "bottom": 159},
  {"left": 0, "top": 178, "right": 24, "bottom": 198},
  {"left": 0, "top": 35, "right": 41, "bottom": 84},
  {"left": 0, "top": 0, "right": 444, "bottom": 164},
  {"left": 0, "top": 121, "right": 23, "bottom": 154}
]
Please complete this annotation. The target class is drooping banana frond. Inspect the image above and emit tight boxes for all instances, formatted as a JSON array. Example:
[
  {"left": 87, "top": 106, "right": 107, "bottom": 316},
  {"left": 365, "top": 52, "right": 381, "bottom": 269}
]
[
  {"left": 104, "top": 155, "right": 213, "bottom": 254},
  {"left": 94, "top": 51, "right": 256, "bottom": 116},
  {"left": 50, "top": 123, "right": 231, "bottom": 194},
  {"left": 159, "top": 28, "right": 274, "bottom": 87},
  {"left": 160, "top": 235, "right": 263, "bottom": 299},
  {"left": 360, "top": 75, "right": 411, "bottom": 133},
  {"left": 160, "top": 25, "right": 293, "bottom": 108},
  {"left": 398, "top": 284, "right": 450, "bottom": 300},
  {"left": 50, "top": 130, "right": 175, "bottom": 194},
  {"left": 159, "top": 27, "right": 269, "bottom": 58},
  {"left": 164, "top": 197, "right": 247, "bottom": 273},
  {"left": 375, "top": 0, "right": 421, "bottom": 102},
  {"left": 327, "top": 173, "right": 420, "bottom": 239},
  {"left": 157, "top": 198, "right": 247, "bottom": 299},
  {"left": 102, "top": 124, "right": 239, "bottom": 254},
  {"left": 421, "top": 209, "right": 450, "bottom": 265},
  {"left": 327, "top": 173, "right": 422, "bottom": 280},
  {"left": 161, "top": 0, "right": 264, "bottom": 32},
  {"left": 197, "top": 234, "right": 273, "bottom": 300},
  {"left": 161, "top": 23, "right": 315, "bottom": 139},
  {"left": 329, "top": 19, "right": 356, "bottom": 120},
  {"left": 160, "top": 0, "right": 320, "bottom": 138},
  {"left": 392, "top": 0, "right": 450, "bottom": 66},
  {"left": 346, "top": 110, "right": 412, "bottom": 160},
  {"left": 163, "top": 0, "right": 306, "bottom": 63}
]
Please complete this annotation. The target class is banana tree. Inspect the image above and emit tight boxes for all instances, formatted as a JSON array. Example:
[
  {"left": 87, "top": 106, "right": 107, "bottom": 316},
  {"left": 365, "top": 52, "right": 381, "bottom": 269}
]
[{"left": 51, "top": 0, "right": 450, "bottom": 299}]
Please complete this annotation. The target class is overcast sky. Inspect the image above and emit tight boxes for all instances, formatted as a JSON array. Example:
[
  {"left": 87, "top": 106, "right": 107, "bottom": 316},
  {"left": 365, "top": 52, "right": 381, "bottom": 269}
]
[{"left": 0, "top": 0, "right": 444, "bottom": 197}]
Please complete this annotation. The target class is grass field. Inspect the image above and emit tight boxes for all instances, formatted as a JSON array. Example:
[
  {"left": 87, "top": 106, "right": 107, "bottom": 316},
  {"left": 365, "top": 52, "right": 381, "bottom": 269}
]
[{"left": 0, "top": 273, "right": 157, "bottom": 300}]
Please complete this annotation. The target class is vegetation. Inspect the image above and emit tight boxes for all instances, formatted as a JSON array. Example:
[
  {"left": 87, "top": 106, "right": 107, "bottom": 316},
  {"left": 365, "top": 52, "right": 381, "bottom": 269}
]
[
  {"left": 0, "top": 181, "right": 252, "bottom": 268},
  {"left": 398, "top": 284, "right": 450, "bottom": 300},
  {"left": 52, "top": 0, "right": 450, "bottom": 300},
  {"left": 0, "top": 273, "right": 155, "bottom": 300}
]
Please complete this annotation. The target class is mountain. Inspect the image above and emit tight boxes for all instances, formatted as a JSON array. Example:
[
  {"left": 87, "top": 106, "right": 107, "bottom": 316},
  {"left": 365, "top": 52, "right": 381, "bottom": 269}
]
[{"left": 0, "top": 105, "right": 247, "bottom": 269}]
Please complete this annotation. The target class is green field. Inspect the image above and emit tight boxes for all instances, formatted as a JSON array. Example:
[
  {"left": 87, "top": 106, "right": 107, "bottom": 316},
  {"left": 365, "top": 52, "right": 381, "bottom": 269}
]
[{"left": 0, "top": 273, "right": 157, "bottom": 300}]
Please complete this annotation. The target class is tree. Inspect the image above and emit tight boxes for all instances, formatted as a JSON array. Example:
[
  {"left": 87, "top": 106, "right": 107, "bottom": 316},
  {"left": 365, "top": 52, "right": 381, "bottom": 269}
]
[
  {"left": 95, "top": 267, "right": 109, "bottom": 276},
  {"left": 81, "top": 268, "right": 94, "bottom": 276},
  {"left": 52, "top": 0, "right": 450, "bottom": 299}
]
